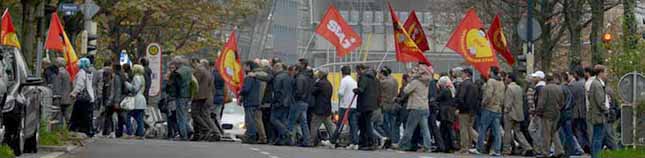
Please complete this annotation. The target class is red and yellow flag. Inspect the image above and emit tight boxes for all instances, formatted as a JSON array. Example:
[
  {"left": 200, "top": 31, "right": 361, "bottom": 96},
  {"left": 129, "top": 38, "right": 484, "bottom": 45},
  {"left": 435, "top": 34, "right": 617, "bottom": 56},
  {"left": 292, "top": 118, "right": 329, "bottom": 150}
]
[
  {"left": 44, "top": 13, "right": 79, "bottom": 78},
  {"left": 315, "top": 5, "right": 362, "bottom": 57},
  {"left": 487, "top": 15, "right": 515, "bottom": 65},
  {"left": 388, "top": 3, "right": 431, "bottom": 65},
  {"left": 403, "top": 10, "right": 429, "bottom": 52},
  {"left": 446, "top": 8, "right": 499, "bottom": 79},
  {"left": 1, "top": 9, "right": 21, "bottom": 48},
  {"left": 216, "top": 31, "right": 244, "bottom": 96}
]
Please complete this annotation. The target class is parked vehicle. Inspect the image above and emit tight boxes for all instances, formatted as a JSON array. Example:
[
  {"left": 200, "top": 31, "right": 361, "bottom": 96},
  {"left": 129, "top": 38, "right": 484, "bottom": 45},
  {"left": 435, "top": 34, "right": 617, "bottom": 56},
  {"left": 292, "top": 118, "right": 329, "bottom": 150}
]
[
  {"left": 220, "top": 101, "right": 244, "bottom": 141},
  {"left": 0, "top": 47, "right": 51, "bottom": 156}
]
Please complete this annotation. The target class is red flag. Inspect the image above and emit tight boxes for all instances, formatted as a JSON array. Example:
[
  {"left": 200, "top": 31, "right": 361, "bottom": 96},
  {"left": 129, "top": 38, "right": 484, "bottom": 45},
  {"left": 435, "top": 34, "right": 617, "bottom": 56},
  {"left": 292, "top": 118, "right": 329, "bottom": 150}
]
[
  {"left": 1, "top": 9, "right": 20, "bottom": 48},
  {"left": 44, "top": 13, "right": 80, "bottom": 78},
  {"left": 388, "top": 3, "right": 431, "bottom": 65},
  {"left": 315, "top": 5, "right": 362, "bottom": 57},
  {"left": 403, "top": 10, "right": 429, "bottom": 52},
  {"left": 487, "top": 15, "right": 515, "bottom": 65},
  {"left": 446, "top": 8, "right": 499, "bottom": 78},
  {"left": 216, "top": 31, "right": 244, "bottom": 96}
]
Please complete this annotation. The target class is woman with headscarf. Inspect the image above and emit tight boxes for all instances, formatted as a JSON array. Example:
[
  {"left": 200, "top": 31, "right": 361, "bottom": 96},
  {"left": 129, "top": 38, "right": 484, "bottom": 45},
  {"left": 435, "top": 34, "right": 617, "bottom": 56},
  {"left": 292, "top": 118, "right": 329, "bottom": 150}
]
[
  {"left": 437, "top": 76, "right": 458, "bottom": 152},
  {"left": 70, "top": 57, "right": 96, "bottom": 137},
  {"left": 126, "top": 64, "right": 147, "bottom": 139}
]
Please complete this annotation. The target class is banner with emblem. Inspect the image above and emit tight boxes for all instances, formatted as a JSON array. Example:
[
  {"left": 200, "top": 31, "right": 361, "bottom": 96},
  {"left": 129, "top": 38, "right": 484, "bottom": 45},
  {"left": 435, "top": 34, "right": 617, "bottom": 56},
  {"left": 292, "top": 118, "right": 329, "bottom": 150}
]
[{"left": 446, "top": 8, "right": 499, "bottom": 78}]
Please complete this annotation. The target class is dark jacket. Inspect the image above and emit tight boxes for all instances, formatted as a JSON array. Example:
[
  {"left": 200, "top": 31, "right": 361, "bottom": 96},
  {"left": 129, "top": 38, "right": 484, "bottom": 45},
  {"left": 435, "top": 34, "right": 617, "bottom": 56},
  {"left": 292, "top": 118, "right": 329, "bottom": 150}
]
[
  {"left": 166, "top": 70, "right": 181, "bottom": 98},
  {"left": 456, "top": 78, "right": 478, "bottom": 114},
  {"left": 108, "top": 72, "right": 125, "bottom": 107},
  {"left": 379, "top": 76, "right": 399, "bottom": 112},
  {"left": 437, "top": 87, "right": 456, "bottom": 122},
  {"left": 294, "top": 72, "right": 314, "bottom": 104},
  {"left": 272, "top": 71, "right": 294, "bottom": 108},
  {"left": 356, "top": 70, "right": 379, "bottom": 112},
  {"left": 212, "top": 69, "right": 226, "bottom": 105},
  {"left": 144, "top": 66, "right": 152, "bottom": 98},
  {"left": 570, "top": 79, "right": 587, "bottom": 119},
  {"left": 240, "top": 76, "right": 261, "bottom": 107},
  {"left": 312, "top": 78, "right": 333, "bottom": 116},
  {"left": 176, "top": 65, "right": 193, "bottom": 98},
  {"left": 536, "top": 83, "right": 564, "bottom": 120},
  {"left": 258, "top": 67, "right": 274, "bottom": 106},
  {"left": 194, "top": 66, "right": 214, "bottom": 101}
]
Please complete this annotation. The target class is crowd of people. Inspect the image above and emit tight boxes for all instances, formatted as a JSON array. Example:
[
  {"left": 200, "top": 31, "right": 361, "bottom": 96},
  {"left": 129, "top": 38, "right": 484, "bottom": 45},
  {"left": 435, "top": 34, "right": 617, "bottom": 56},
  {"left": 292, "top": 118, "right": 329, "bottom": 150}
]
[{"left": 42, "top": 55, "right": 622, "bottom": 158}]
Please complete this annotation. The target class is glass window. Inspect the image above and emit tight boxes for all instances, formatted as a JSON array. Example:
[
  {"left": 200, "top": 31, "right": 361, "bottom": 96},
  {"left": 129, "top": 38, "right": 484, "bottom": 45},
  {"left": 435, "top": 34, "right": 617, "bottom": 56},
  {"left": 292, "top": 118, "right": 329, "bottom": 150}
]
[
  {"left": 351, "top": 11, "right": 360, "bottom": 24},
  {"left": 374, "top": 11, "right": 383, "bottom": 23},
  {"left": 341, "top": 11, "right": 349, "bottom": 22},
  {"left": 425, "top": 12, "right": 433, "bottom": 24},
  {"left": 363, "top": 11, "right": 373, "bottom": 24},
  {"left": 399, "top": 12, "right": 409, "bottom": 21}
]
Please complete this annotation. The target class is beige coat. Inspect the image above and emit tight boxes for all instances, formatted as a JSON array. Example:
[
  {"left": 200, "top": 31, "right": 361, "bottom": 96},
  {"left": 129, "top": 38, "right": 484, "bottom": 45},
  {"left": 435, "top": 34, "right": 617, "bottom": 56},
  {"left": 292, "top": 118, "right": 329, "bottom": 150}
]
[
  {"left": 482, "top": 78, "right": 505, "bottom": 113},
  {"left": 403, "top": 77, "right": 429, "bottom": 110},
  {"left": 504, "top": 82, "right": 524, "bottom": 121}
]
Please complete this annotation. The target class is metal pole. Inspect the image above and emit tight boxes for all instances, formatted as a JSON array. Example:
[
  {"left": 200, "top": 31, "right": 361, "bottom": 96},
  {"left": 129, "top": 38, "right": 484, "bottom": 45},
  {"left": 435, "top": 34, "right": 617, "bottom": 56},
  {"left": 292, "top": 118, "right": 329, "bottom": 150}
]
[{"left": 526, "top": 0, "right": 535, "bottom": 74}]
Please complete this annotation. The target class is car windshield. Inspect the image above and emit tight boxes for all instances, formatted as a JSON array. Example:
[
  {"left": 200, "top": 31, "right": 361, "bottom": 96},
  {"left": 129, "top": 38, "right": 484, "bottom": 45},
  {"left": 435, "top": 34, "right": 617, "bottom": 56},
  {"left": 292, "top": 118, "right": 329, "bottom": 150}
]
[{"left": 223, "top": 103, "right": 244, "bottom": 114}]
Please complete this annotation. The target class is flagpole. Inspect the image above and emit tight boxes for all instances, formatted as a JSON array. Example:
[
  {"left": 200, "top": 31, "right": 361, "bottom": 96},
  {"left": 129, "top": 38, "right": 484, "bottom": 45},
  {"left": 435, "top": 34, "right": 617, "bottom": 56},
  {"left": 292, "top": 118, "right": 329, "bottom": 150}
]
[
  {"left": 376, "top": 50, "right": 388, "bottom": 70},
  {"left": 301, "top": 33, "right": 316, "bottom": 59},
  {"left": 361, "top": 32, "right": 373, "bottom": 62}
]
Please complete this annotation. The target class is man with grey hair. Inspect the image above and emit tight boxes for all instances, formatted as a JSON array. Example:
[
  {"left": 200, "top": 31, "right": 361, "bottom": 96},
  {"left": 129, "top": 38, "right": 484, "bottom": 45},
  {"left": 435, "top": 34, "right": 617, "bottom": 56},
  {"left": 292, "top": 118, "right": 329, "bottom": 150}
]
[
  {"left": 191, "top": 59, "right": 220, "bottom": 141},
  {"left": 174, "top": 56, "right": 193, "bottom": 140},
  {"left": 52, "top": 57, "right": 73, "bottom": 127}
]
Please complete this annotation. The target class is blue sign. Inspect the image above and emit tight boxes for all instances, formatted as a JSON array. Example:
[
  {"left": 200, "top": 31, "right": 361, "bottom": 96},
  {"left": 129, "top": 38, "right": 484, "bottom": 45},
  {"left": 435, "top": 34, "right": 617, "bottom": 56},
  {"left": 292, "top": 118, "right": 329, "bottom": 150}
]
[{"left": 59, "top": 3, "right": 80, "bottom": 16}]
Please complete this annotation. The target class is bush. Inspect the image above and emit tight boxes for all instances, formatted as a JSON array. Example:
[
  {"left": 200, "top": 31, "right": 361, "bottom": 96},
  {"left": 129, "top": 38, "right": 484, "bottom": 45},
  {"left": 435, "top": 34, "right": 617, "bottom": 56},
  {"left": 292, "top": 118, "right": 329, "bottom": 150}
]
[
  {"left": 0, "top": 144, "right": 15, "bottom": 158},
  {"left": 39, "top": 119, "right": 71, "bottom": 146},
  {"left": 600, "top": 146, "right": 645, "bottom": 158}
]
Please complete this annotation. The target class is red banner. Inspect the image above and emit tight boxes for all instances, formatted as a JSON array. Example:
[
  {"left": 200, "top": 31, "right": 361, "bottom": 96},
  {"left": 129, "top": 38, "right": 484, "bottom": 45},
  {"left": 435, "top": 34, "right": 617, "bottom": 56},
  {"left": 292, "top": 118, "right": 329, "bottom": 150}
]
[
  {"left": 216, "top": 31, "right": 244, "bottom": 96},
  {"left": 487, "top": 15, "right": 515, "bottom": 65},
  {"left": 446, "top": 9, "right": 499, "bottom": 78},
  {"left": 403, "top": 10, "right": 429, "bottom": 52},
  {"left": 1, "top": 9, "right": 20, "bottom": 48},
  {"left": 315, "top": 5, "right": 362, "bottom": 57},
  {"left": 388, "top": 3, "right": 431, "bottom": 65},
  {"left": 44, "top": 13, "right": 80, "bottom": 79}
]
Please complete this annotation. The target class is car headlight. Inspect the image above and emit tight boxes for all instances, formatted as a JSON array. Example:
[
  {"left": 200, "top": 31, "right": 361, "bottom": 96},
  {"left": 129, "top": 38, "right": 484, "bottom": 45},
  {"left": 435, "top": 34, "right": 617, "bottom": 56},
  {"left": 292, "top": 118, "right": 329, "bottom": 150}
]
[{"left": 238, "top": 123, "right": 245, "bottom": 129}]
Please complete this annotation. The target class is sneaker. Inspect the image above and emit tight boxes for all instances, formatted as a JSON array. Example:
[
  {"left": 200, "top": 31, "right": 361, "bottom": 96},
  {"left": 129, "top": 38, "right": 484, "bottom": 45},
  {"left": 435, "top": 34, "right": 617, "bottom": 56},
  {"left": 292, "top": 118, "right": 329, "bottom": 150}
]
[
  {"left": 468, "top": 149, "right": 482, "bottom": 155},
  {"left": 391, "top": 143, "right": 400, "bottom": 150},
  {"left": 379, "top": 137, "right": 388, "bottom": 149},
  {"left": 490, "top": 152, "right": 501, "bottom": 156},
  {"left": 345, "top": 144, "right": 358, "bottom": 150}
]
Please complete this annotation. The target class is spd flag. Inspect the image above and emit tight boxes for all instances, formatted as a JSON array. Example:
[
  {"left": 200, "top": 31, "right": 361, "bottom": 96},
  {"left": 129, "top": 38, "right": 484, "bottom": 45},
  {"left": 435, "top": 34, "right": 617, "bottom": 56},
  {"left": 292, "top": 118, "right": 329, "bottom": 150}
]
[
  {"left": 487, "top": 15, "right": 515, "bottom": 65},
  {"left": 45, "top": 13, "right": 80, "bottom": 79},
  {"left": 216, "top": 31, "right": 244, "bottom": 96},
  {"left": 1, "top": 9, "right": 21, "bottom": 48},
  {"left": 403, "top": 10, "right": 429, "bottom": 52},
  {"left": 315, "top": 5, "right": 362, "bottom": 57},
  {"left": 446, "top": 8, "right": 499, "bottom": 78},
  {"left": 388, "top": 3, "right": 431, "bottom": 65}
]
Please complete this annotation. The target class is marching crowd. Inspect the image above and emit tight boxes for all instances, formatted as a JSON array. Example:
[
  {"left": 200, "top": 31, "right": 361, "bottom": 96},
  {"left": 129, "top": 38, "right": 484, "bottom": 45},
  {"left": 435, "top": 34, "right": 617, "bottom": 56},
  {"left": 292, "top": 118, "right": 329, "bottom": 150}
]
[{"left": 43, "top": 55, "right": 621, "bottom": 158}]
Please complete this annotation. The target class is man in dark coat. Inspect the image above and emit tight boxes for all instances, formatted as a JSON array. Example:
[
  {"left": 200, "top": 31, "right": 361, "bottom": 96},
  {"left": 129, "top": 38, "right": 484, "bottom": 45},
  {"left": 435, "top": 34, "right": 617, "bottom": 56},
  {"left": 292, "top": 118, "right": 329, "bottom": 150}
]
[
  {"left": 270, "top": 63, "right": 292, "bottom": 145},
  {"left": 309, "top": 70, "right": 336, "bottom": 145},
  {"left": 240, "top": 61, "right": 262, "bottom": 144},
  {"left": 353, "top": 64, "right": 380, "bottom": 150},
  {"left": 141, "top": 58, "right": 152, "bottom": 101},
  {"left": 456, "top": 68, "right": 478, "bottom": 152},
  {"left": 287, "top": 64, "right": 313, "bottom": 147}
]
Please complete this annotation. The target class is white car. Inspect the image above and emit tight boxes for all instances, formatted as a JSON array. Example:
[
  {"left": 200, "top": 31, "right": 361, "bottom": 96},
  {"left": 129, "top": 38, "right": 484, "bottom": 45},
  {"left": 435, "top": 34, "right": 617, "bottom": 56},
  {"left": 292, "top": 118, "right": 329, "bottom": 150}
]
[{"left": 220, "top": 101, "right": 245, "bottom": 141}]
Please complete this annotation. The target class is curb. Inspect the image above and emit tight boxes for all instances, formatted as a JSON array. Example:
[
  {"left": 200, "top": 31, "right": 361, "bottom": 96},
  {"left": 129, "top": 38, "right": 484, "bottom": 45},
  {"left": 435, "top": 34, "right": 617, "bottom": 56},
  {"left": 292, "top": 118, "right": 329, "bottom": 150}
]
[
  {"left": 37, "top": 138, "right": 95, "bottom": 158},
  {"left": 40, "top": 152, "right": 65, "bottom": 158}
]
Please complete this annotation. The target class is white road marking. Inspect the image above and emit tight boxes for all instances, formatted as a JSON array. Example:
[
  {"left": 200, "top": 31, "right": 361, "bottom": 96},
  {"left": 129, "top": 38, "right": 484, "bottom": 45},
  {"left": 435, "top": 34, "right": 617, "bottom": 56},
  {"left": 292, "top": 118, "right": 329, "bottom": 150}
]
[
  {"left": 250, "top": 147, "right": 260, "bottom": 151},
  {"left": 260, "top": 151, "right": 271, "bottom": 155},
  {"left": 396, "top": 151, "right": 406, "bottom": 154}
]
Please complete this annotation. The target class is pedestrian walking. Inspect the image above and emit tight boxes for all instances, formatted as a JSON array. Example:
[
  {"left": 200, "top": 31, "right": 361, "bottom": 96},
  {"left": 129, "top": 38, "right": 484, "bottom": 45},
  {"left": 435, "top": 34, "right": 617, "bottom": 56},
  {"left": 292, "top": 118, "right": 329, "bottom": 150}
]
[
  {"left": 378, "top": 66, "right": 400, "bottom": 146},
  {"left": 470, "top": 67, "right": 504, "bottom": 156},
  {"left": 455, "top": 68, "right": 478, "bottom": 153},
  {"left": 354, "top": 64, "right": 380, "bottom": 151},
  {"left": 337, "top": 66, "right": 360, "bottom": 149},
  {"left": 437, "top": 76, "right": 458, "bottom": 152},
  {"left": 270, "top": 63, "right": 292, "bottom": 145},
  {"left": 502, "top": 73, "right": 534, "bottom": 156},
  {"left": 399, "top": 64, "right": 432, "bottom": 152},
  {"left": 309, "top": 70, "right": 336, "bottom": 146},
  {"left": 190, "top": 59, "right": 220, "bottom": 141},
  {"left": 69, "top": 58, "right": 96, "bottom": 137},
  {"left": 125, "top": 64, "right": 147, "bottom": 139},
  {"left": 240, "top": 61, "right": 262, "bottom": 144},
  {"left": 589, "top": 65, "right": 609, "bottom": 158},
  {"left": 288, "top": 64, "right": 313, "bottom": 147},
  {"left": 536, "top": 73, "right": 565, "bottom": 157}
]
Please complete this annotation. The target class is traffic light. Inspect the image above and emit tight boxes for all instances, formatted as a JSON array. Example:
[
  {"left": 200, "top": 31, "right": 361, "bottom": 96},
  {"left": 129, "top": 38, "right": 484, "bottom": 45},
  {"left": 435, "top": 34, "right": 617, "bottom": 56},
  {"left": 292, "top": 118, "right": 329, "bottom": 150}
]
[
  {"left": 602, "top": 33, "right": 612, "bottom": 43},
  {"left": 87, "top": 34, "right": 97, "bottom": 54},
  {"left": 516, "top": 54, "right": 527, "bottom": 73}
]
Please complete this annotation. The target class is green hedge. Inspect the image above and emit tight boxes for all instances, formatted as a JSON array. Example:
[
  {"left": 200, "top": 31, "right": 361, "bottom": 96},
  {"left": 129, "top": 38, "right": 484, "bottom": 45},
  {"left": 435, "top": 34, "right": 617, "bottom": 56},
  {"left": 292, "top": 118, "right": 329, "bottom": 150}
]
[
  {"left": 601, "top": 146, "right": 645, "bottom": 158},
  {"left": 0, "top": 144, "right": 15, "bottom": 158}
]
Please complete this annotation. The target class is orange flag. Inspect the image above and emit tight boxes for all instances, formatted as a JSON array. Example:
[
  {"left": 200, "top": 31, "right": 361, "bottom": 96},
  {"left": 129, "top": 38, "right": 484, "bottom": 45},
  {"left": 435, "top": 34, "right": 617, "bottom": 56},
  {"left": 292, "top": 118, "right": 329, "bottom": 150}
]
[
  {"left": 45, "top": 13, "right": 79, "bottom": 78},
  {"left": 403, "top": 10, "right": 429, "bottom": 52},
  {"left": 1, "top": 9, "right": 21, "bottom": 48},
  {"left": 315, "top": 5, "right": 362, "bottom": 57},
  {"left": 388, "top": 3, "right": 431, "bottom": 65},
  {"left": 487, "top": 15, "right": 515, "bottom": 65},
  {"left": 446, "top": 8, "right": 499, "bottom": 79},
  {"left": 216, "top": 31, "right": 244, "bottom": 96}
]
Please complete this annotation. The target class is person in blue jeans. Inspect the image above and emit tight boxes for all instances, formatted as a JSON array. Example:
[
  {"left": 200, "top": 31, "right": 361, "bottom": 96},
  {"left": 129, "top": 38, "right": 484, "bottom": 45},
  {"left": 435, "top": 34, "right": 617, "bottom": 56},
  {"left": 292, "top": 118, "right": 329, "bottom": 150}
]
[
  {"left": 288, "top": 64, "right": 313, "bottom": 147},
  {"left": 399, "top": 64, "right": 433, "bottom": 152},
  {"left": 240, "top": 61, "right": 262, "bottom": 144},
  {"left": 470, "top": 67, "right": 505, "bottom": 156},
  {"left": 270, "top": 63, "right": 292, "bottom": 145},
  {"left": 589, "top": 65, "right": 610, "bottom": 158}
]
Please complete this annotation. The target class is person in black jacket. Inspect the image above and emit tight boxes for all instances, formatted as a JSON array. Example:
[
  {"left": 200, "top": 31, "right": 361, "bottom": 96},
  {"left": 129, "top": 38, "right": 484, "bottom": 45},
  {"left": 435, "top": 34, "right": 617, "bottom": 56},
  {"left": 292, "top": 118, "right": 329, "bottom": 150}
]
[
  {"left": 353, "top": 64, "right": 380, "bottom": 150},
  {"left": 240, "top": 61, "right": 262, "bottom": 144},
  {"left": 287, "top": 64, "right": 313, "bottom": 147},
  {"left": 270, "top": 63, "right": 292, "bottom": 145},
  {"left": 456, "top": 68, "right": 478, "bottom": 152},
  {"left": 309, "top": 70, "right": 336, "bottom": 146},
  {"left": 437, "top": 76, "right": 458, "bottom": 152}
]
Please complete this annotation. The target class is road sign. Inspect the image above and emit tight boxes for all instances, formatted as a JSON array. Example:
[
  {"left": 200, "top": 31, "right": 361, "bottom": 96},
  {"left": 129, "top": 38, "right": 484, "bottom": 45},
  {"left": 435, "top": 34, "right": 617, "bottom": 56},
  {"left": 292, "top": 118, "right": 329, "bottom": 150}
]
[
  {"left": 517, "top": 16, "right": 542, "bottom": 42},
  {"left": 618, "top": 72, "right": 645, "bottom": 103},
  {"left": 81, "top": 2, "right": 100, "bottom": 19},
  {"left": 59, "top": 3, "right": 80, "bottom": 16},
  {"left": 146, "top": 43, "right": 162, "bottom": 96}
]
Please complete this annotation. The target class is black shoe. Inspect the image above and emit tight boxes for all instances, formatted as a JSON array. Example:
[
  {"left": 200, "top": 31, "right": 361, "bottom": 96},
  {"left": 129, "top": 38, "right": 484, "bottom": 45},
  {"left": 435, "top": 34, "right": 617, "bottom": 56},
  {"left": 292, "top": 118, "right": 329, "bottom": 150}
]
[
  {"left": 190, "top": 135, "right": 203, "bottom": 141},
  {"left": 523, "top": 150, "right": 536, "bottom": 157},
  {"left": 359, "top": 146, "right": 377, "bottom": 151},
  {"left": 207, "top": 134, "right": 221, "bottom": 142},
  {"left": 241, "top": 136, "right": 258, "bottom": 144}
]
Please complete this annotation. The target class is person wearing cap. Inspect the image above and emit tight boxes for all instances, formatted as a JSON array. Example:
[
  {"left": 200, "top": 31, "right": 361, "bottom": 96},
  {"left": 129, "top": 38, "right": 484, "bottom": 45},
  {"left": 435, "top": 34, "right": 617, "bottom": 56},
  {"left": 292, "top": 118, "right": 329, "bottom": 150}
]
[
  {"left": 455, "top": 68, "right": 479, "bottom": 153},
  {"left": 470, "top": 67, "right": 505, "bottom": 156},
  {"left": 502, "top": 73, "right": 534, "bottom": 155},
  {"left": 528, "top": 70, "right": 547, "bottom": 155}
]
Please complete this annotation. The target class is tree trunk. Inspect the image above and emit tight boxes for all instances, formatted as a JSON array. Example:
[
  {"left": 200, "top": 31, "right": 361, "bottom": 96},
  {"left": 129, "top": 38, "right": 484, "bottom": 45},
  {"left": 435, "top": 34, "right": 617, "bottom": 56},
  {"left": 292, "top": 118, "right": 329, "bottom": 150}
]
[
  {"left": 590, "top": 0, "right": 605, "bottom": 65},
  {"left": 537, "top": 0, "right": 556, "bottom": 72},
  {"left": 21, "top": 0, "right": 39, "bottom": 67},
  {"left": 564, "top": 0, "right": 584, "bottom": 69},
  {"left": 622, "top": 0, "right": 638, "bottom": 52}
]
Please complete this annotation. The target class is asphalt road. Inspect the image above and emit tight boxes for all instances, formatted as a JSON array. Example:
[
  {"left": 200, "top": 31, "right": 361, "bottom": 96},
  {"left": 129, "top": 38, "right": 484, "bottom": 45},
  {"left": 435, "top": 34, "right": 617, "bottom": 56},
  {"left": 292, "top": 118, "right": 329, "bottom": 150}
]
[{"left": 62, "top": 138, "right": 590, "bottom": 158}]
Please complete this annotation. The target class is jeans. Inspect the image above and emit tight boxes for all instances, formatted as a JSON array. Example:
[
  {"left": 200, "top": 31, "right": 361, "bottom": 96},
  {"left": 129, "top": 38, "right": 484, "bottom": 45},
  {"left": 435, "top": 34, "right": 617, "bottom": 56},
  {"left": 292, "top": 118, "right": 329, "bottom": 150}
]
[
  {"left": 116, "top": 110, "right": 130, "bottom": 137},
  {"left": 428, "top": 108, "right": 445, "bottom": 151},
  {"left": 102, "top": 107, "right": 116, "bottom": 136},
  {"left": 244, "top": 106, "right": 259, "bottom": 140},
  {"left": 604, "top": 122, "right": 619, "bottom": 150},
  {"left": 192, "top": 100, "right": 219, "bottom": 139},
  {"left": 559, "top": 118, "right": 577, "bottom": 155},
  {"left": 270, "top": 106, "right": 289, "bottom": 142},
  {"left": 591, "top": 123, "right": 606, "bottom": 158},
  {"left": 383, "top": 108, "right": 403, "bottom": 144},
  {"left": 339, "top": 108, "right": 359, "bottom": 145},
  {"left": 166, "top": 110, "right": 177, "bottom": 138},
  {"left": 130, "top": 109, "right": 145, "bottom": 137},
  {"left": 572, "top": 118, "right": 590, "bottom": 150},
  {"left": 287, "top": 101, "right": 310, "bottom": 145},
  {"left": 175, "top": 98, "right": 190, "bottom": 139},
  {"left": 213, "top": 103, "right": 224, "bottom": 122},
  {"left": 400, "top": 109, "right": 432, "bottom": 150},
  {"left": 371, "top": 108, "right": 386, "bottom": 139},
  {"left": 310, "top": 114, "right": 336, "bottom": 144},
  {"left": 476, "top": 109, "right": 502, "bottom": 154}
]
